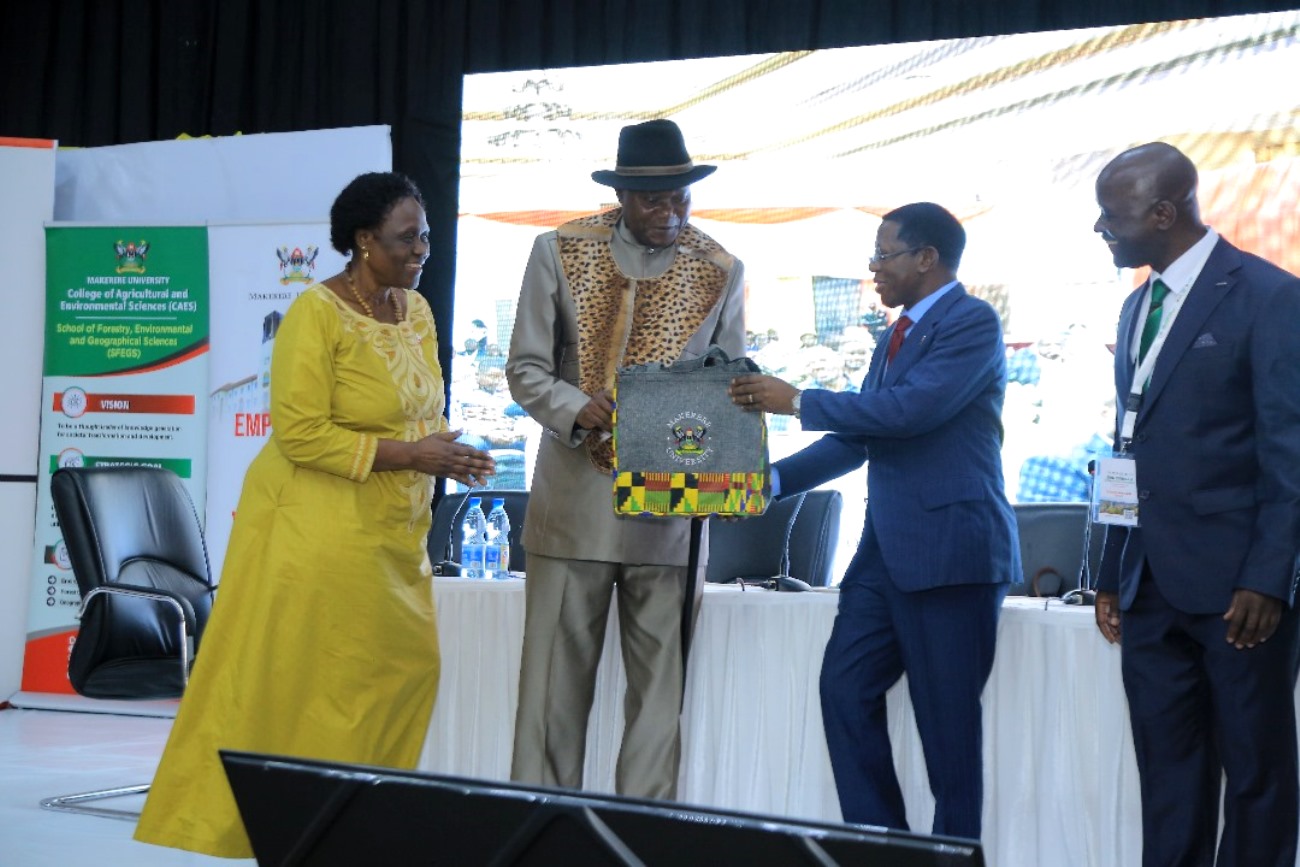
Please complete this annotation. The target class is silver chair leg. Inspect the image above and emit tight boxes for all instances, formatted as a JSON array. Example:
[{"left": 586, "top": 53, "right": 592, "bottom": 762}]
[{"left": 40, "top": 783, "right": 150, "bottom": 821}]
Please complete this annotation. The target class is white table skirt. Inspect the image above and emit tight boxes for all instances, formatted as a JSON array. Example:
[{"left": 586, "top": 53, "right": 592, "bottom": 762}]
[{"left": 421, "top": 580, "right": 1149, "bottom": 867}]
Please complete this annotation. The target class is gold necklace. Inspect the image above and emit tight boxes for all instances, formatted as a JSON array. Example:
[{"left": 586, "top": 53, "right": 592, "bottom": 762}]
[{"left": 344, "top": 267, "right": 403, "bottom": 323}]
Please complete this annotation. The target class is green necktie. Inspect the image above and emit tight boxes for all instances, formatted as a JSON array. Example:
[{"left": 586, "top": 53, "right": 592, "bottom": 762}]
[{"left": 1138, "top": 278, "right": 1170, "bottom": 363}]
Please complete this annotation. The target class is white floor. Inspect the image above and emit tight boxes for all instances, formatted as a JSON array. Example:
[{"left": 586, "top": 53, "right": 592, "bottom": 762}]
[{"left": 0, "top": 704, "right": 251, "bottom": 866}]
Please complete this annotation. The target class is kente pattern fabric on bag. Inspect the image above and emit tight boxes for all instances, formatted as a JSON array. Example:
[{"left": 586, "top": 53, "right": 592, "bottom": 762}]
[{"left": 613, "top": 347, "right": 770, "bottom": 516}]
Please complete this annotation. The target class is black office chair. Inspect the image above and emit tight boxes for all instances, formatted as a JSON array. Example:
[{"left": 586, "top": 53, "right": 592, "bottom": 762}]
[
  {"left": 41, "top": 465, "right": 216, "bottom": 820},
  {"left": 705, "top": 490, "right": 843, "bottom": 589},
  {"left": 429, "top": 489, "right": 529, "bottom": 576},
  {"left": 1011, "top": 501, "right": 1102, "bottom": 598}
]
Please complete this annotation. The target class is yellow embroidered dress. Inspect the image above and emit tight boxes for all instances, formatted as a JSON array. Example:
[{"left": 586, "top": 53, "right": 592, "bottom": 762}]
[{"left": 135, "top": 284, "right": 444, "bottom": 858}]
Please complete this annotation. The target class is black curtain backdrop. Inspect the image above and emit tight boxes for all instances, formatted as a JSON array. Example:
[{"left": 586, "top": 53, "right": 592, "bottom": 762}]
[{"left": 3, "top": 0, "right": 1294, "bottom": 391}]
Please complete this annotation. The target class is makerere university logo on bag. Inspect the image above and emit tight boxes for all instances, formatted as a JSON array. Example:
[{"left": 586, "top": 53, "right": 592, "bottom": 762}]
[{"left": 670, "top": 412, "right": 713, "bottom": 466}]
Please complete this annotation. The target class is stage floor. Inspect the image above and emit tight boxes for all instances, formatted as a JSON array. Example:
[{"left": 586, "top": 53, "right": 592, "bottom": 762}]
[{"left": 0, "top": 706, "right": 247, "bottom": 866}]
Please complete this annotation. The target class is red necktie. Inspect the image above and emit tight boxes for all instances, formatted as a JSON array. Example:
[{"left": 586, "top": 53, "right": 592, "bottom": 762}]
[{"left": 887, "top": 315, "right": 913, "bottom": 363}]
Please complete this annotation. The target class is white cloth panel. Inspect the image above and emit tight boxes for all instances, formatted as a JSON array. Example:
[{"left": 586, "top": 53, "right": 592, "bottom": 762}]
[{"left": 423, "top": 583, "right": 1158, "bottom": 867}]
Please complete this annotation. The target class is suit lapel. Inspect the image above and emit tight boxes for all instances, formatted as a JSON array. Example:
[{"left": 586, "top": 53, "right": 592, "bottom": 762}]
[
  {"left": 1116, "top": 291, "right": 1141, "bottom": 396},
  {"left": 881, "top": 285, "right": 966, "bottom": 388},
  {"left": 867, "top": 330, "right": 891, "bottom": 390},
  {"left": 1140, "top": 240, "right": 1238, "bottom": 419}
]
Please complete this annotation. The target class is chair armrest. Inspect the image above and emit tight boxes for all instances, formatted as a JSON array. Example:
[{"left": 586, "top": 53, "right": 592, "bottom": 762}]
[{"left": 84, "top": 583, "right": 198, "bottom": 634}]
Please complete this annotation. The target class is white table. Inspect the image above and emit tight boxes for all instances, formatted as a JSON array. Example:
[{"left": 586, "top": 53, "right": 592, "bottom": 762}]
[{"left": 421, "top": 580, "right": 1148, "bottom": 867}]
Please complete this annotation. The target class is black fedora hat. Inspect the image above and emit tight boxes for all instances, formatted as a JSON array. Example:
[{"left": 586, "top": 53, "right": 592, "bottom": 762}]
[{"left": 591, "top": 119, "right": 716, "bottom": 191}]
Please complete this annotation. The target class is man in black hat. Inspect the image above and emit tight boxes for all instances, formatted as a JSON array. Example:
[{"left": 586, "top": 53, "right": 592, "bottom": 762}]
[{"left": 506, "top": 118, "right": 745, "bottom": 799}]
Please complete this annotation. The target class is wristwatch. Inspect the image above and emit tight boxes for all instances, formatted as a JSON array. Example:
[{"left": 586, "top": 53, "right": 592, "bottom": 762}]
[{"left": 791, "top": 390, "right": 802, "bottom": 419}]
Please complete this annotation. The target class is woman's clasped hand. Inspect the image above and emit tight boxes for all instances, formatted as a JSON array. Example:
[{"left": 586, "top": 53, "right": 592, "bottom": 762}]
[{"left": 415, "top": 430, "right": 495, "bottom": 487}]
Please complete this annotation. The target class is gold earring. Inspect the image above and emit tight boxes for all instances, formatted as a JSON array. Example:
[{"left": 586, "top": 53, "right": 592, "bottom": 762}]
[{"left": 362, "top": 247, "right": 370, "bottom": 261}]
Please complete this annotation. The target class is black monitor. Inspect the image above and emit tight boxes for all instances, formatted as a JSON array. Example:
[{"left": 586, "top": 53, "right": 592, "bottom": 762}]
[{"left": 220, "top": 750, "right": 984, "bottom": 867}]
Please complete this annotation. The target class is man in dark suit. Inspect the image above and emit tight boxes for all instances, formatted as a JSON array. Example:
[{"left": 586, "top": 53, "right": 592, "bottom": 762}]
[
  {"left": 730, "top": 202, "right": 1019, "bottom": 838},
  {"left": 1093, "top": 142, "right": 1300, "bottom": 867}
]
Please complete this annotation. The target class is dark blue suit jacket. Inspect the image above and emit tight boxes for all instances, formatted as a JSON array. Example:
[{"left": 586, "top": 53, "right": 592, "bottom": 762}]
[
  {"left": 775, "top": 285, "right": 1020, "bottom": 590},
  {"left": 1099, "top": 238, "right": 1300, "bottom": 612}
]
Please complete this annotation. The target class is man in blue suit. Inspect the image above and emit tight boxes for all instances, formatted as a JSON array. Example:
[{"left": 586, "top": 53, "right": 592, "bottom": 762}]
[
  {"left": 1093, "top": 142, "right": 1300, "bottom": 867},
  {"left": 729, "top": 202, "right": 1019, "bottom": 838}
]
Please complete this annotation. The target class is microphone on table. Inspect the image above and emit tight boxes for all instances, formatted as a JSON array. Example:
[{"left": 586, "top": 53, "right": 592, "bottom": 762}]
[
  {"left": 1062, "top": 530, "right": 1097, "bottom": 606},
  {"left": 1062, "top": 461, "right": 1098, "bottom": 606},
  {"left": 721, "top": 492, "right": 812, "bottom": 591},
  {"left": 432, "top": 492, "right": 470, "bottom": 577},
  {"left": 773, "top": 492, "right": 812, "bottom": 592}
]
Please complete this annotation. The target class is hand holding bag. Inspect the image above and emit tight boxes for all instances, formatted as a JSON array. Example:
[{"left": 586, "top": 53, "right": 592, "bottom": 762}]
[{"left": 612, "top": 346, "right": 770, "bottom": 516}]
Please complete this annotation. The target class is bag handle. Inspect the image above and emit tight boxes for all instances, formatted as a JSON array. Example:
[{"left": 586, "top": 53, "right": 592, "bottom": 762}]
[{"left": 669, "top": 345, "right": 758, "bottom": 373}]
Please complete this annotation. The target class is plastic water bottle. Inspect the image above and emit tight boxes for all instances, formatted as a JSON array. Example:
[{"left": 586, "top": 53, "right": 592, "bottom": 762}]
[
  {"left": 484, "top": 498, "right": 511, "bottom": 579},
  {"left": 461, "top": 497, "right": 487, "bottom": 579}
]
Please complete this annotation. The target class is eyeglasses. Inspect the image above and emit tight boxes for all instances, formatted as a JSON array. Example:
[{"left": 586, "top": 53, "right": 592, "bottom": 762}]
[{"left": 870, "top": 246, "right": 925, "bottom": 265}]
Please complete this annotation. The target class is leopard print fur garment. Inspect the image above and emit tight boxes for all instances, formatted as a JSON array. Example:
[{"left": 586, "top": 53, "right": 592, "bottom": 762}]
[{"left": 558, "top": 208, "right": 735, "bottom": 473}]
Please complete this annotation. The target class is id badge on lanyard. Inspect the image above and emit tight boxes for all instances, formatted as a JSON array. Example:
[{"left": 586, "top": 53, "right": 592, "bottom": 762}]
[
  {"left": 1092, "top": 324, "right": 1167, "bottom": 529},
  {"left": 1091, "top": 451, "right": 1139, "bottom": 526}
]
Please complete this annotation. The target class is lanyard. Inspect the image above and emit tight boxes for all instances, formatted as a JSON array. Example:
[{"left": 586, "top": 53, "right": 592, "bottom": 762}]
[{"left": 1119, "top": 277, "right": 1191, "bottom": 448}]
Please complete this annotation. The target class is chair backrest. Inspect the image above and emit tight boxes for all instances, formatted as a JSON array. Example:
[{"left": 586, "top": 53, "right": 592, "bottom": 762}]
[
  {"left": 705, "top": 490, "right": 843, "bottom": 587},
  {"left": 429, "top": 489, "right": 530, "bottom": 575},
  {"left": 51, "top": 466, "right": 215, "bottom": 699},
  {"left": 1011, "top": 501, "right": 1102, "bottom": 596}
]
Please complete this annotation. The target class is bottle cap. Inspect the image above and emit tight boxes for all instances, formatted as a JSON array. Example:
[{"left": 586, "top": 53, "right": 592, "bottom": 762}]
[
  {"left": 468, "top": 496, "right": 481, "bottom": 506},
  {"left": 262, "top": 310, "right": 283, "bottom": 342},
  {"left": 492, "top": 498, "right": 505, "bottom": 507}
]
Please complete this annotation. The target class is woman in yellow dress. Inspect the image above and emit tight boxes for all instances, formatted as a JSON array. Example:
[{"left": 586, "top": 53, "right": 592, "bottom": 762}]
[{"left": 134, "top": 172, "right": 496, "bottom": 858}]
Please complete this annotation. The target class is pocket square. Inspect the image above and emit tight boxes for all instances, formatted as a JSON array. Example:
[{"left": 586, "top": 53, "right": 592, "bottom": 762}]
[{"left": 1192, "top": 333, "right": 1218, "bottom": 348}]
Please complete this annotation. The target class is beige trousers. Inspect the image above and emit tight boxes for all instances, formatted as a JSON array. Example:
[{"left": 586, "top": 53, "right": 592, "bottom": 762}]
[{"left": 510, "top": 553, "right": 692, "bottom": 799}]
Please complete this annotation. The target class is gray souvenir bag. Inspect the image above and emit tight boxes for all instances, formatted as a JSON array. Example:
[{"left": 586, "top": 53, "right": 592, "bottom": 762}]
[{"left": 612, "top": 346, "right": 771, "bottom": 516}]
